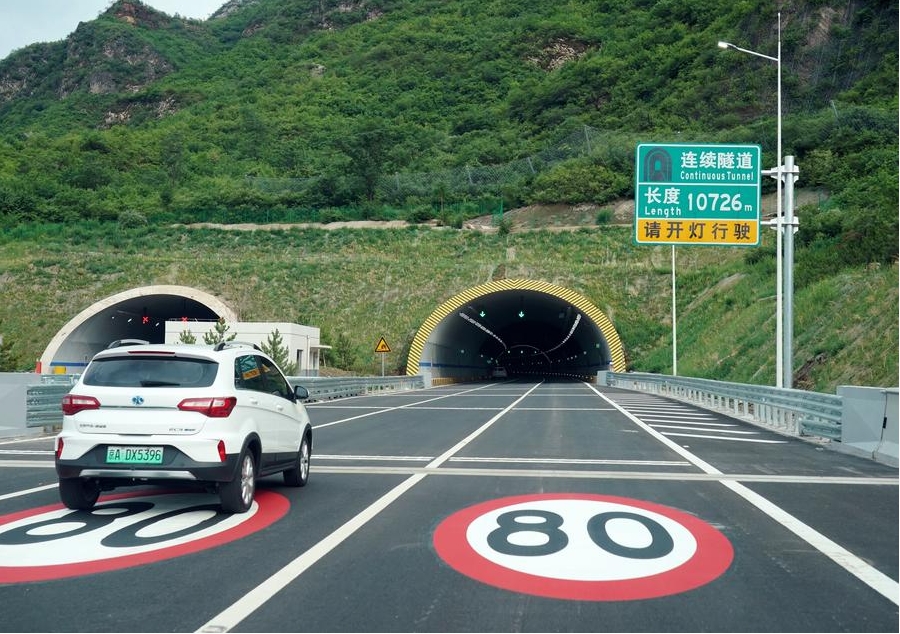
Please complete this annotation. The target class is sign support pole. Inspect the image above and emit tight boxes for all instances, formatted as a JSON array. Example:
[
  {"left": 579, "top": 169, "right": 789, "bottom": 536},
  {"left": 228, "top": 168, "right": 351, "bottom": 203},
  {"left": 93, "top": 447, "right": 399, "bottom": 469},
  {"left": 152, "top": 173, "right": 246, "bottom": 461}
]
[
  {"left": 783, "top": 155, "right": 799, "bottom": 389},
  {"left": 671, "top": 245, "right": 677, "bottom": 376}
]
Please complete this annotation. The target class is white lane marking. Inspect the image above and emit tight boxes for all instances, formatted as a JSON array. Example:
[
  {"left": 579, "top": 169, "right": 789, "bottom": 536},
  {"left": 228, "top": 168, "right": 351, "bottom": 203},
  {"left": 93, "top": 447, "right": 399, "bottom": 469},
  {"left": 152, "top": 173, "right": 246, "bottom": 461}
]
[
  {"left": 0, "top": 449, "right": 55, "bottom": 455},
  {"left": 7, "top": 460, "right": 890, "bottom": 486},
  {"left": 590, "top": 385, "right": 899, "bottom": 606},
  {"left": 313, "top": 455, "right": 693, "bottom": 466},
  {"left": 618, "top": 405, "right": 710, "bottom": 411},
  {"left": 317, "top": 454, "right": 433, "bottom": 462},
  {"left": 307, "top": 405, "right": 401, "bottom": 410},
  {"left": 651, "top": 425, "right": 759, "bottom": 435},
  {"left": 402, "top": 406, "right": 614, "bottom": 411},
  {"left": 313, "top": 406, "right": 505, "bottom": 411},
  {"left": 311, "top": 383, "right": 497, "bottom": 429},
  {"left": 0, "top": 460, "right": 55, "bottom": 468},
  {"left": 644, "top": 420, "right": 738, "bottom": 427},
  {"left": 659, "top": 433, "right": 787, "bottom": 443},
  {"left": 448, "top": 456, "right": 691, "bottom": 466},
  {"left": 0, "top": 436, "right": 54, "bottom": 446},
  {"left": 195, "top": 473, "right": 427, "bottom": 634},
  {"left": 0, "top": 483, "right": 58, "bottom": 501},
  {"left": 195, "top": 382, "right": 544, "bottom": 633},
  {"left": 313, "top": 465, "right": 898, "bottom": 485},
  {"left": 496, "top": 407, "right": 616, "bottom": 411},
  {"left": 0, "top": 453, "right": 701, "bottom": 469},
  {"left": 624, "top": 413, "right": 720, "bottom": 421},
  {"left": 636, "top": 413, "right": 720, "bottom": 420}
]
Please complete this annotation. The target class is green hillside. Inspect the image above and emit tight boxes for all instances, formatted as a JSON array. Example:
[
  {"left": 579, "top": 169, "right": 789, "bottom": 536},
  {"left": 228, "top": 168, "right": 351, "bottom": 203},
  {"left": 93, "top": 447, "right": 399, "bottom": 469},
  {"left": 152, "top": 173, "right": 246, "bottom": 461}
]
[{"left": 0, "top": 0, "right": 897, "bottom": 391}]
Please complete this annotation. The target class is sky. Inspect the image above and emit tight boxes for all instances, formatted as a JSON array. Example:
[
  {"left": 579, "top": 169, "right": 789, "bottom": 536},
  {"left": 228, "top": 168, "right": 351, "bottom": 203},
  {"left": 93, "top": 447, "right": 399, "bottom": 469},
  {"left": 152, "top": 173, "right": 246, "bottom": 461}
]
[{"left": 0, "top": 0, "right": 225, "bottom": 61}]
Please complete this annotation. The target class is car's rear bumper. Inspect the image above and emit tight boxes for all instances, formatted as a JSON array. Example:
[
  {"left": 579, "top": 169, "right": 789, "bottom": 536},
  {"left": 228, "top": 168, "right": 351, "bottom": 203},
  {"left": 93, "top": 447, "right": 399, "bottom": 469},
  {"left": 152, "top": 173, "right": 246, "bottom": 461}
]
[{"left": 56, "top": 446, "right": 239, "bottom": 483}]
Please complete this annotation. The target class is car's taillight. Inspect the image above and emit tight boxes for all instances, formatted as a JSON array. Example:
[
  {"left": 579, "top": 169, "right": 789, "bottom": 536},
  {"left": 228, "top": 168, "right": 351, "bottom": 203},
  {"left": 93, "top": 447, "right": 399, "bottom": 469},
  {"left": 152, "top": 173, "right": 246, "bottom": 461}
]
[
  {"left": 177, "top": 396, "right": 237, "bottom": 418},
  {"left": 55, "top": 437, "right": 64, "bottom": 460},
  {"left": 217, "top": 440, "right": 227, "bottom": 462},
  {"left": 61, "top": 394, "right": 101, "bottom": 416}
]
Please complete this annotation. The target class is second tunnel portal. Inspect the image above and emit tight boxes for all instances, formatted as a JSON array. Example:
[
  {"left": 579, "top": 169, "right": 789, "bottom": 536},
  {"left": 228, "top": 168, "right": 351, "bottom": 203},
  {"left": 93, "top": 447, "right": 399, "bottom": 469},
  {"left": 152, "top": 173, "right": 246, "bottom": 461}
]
[{"left": 407, "top": 279, "right": 625, "bottom": 383}]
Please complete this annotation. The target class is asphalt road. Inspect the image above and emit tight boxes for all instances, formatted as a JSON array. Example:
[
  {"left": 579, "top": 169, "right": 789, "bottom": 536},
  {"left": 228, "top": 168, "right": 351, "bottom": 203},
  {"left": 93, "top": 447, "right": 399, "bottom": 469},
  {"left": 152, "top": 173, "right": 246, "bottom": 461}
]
[{"left": 0, "top": 380, "right": 897, "bottom": 633}]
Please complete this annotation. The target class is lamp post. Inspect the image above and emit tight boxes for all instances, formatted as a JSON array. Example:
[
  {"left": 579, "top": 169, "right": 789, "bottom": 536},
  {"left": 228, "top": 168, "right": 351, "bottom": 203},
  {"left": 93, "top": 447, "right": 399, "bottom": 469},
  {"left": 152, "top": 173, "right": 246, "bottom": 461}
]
[{"left": 718, "top": 11, "right": 796, "bottom": 389}]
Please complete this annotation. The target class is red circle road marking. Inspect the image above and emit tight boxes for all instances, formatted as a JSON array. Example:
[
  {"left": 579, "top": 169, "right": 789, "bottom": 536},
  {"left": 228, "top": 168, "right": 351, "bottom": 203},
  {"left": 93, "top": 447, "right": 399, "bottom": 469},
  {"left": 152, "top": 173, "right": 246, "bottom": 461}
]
[
  {"left": 433, "top": 493, "right": 733, "bottom": 601},
  {"left": 0, "top": 490, "right": 289, "bottom": 583}
]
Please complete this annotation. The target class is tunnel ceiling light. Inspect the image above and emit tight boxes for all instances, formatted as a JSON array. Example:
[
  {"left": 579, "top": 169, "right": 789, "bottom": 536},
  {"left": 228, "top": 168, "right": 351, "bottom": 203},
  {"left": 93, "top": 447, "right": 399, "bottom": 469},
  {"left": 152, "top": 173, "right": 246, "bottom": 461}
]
[
  {"left": 544, "top": 314, "right": 582, "bottom": 354},
  {"left": 459, "top": 312, "right": 507, "bottom": 350}
]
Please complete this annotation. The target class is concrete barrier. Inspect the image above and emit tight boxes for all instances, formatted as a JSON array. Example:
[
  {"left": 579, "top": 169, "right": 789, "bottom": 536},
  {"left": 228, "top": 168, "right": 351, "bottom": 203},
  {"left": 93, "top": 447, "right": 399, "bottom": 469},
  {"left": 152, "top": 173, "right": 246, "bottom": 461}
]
[
  {"left": 0, "top": 373, "right": 45, "bottom": 438},
  {"left": 838, "top": 386, "right": 898, "bottom": 467}
]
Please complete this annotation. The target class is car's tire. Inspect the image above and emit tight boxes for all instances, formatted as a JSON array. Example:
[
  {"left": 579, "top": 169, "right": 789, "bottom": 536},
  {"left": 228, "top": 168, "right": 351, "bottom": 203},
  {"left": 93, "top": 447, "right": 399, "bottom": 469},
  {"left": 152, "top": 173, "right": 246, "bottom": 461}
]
[
  {"left": 219, "top": 449, "right": 256, "bottom": 513},
  {"left": 283, "top": 433, "right": 311, "bottom": 487},
  {"left": 58, "top": 477, "right": 100, "bottom": 510}
]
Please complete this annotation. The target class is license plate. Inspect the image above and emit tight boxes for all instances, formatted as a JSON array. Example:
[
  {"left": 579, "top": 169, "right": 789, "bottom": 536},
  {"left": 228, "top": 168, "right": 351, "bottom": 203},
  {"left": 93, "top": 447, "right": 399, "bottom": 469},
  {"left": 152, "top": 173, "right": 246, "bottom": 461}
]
[{"left": 106, "top": 445, "right": 164, "bottom": 465}]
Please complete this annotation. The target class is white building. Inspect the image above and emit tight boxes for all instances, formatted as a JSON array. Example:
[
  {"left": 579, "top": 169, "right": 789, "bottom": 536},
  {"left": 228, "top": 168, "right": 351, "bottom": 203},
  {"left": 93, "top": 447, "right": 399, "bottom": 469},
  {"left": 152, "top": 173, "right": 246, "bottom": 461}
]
[{"left": 164, "top": 321, "right": 329, "bottom": 377}]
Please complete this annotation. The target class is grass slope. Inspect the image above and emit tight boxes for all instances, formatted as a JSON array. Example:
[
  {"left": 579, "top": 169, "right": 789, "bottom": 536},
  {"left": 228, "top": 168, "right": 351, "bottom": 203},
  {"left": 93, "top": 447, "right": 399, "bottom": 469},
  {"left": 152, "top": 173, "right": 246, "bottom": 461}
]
[{"left": 0, "top": 215, "right": 895, "bottom": 393}]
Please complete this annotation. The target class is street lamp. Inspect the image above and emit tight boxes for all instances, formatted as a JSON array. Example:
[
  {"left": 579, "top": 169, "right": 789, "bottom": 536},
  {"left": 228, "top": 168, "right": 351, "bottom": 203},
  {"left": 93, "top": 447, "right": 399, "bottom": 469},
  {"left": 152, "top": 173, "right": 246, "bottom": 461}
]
[{"left": 718, "top": 11, "right": 796, "bottom": 389}]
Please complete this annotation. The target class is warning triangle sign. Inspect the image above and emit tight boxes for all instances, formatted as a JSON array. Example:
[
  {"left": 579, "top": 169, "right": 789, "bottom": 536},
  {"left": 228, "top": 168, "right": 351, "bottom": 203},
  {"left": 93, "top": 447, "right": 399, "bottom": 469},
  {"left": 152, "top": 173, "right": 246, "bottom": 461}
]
[{"left": 375, "top": 337, "right": 391, "bottom": 353}]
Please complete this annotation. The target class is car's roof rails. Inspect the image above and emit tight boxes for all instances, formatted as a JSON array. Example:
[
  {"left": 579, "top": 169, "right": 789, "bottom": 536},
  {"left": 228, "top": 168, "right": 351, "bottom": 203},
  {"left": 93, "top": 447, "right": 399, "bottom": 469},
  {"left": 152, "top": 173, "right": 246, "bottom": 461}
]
[
  {"left": 107, "top": 339, "right": 150, "bottom": 349},
  {"left": 213, "top": 341, "right": 262, "bottom": 352}
]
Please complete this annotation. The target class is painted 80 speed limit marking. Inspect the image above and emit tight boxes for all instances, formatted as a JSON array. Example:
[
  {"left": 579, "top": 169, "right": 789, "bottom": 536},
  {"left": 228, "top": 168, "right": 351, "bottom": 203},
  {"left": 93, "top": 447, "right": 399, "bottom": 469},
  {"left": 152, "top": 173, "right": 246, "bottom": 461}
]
[
  {"left": 0, "top": 491, "right": 289, "bottom": 583},
  {"left": 433, "top": 493, "right": 733, "bottom": 601}
]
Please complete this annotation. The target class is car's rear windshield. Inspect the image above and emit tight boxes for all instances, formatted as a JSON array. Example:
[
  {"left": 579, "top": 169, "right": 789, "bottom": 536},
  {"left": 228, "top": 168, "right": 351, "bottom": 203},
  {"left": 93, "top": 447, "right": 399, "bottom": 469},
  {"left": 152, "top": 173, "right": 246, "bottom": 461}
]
[{"left": 82, "top": 356, "right": 218, "bottom": 388}]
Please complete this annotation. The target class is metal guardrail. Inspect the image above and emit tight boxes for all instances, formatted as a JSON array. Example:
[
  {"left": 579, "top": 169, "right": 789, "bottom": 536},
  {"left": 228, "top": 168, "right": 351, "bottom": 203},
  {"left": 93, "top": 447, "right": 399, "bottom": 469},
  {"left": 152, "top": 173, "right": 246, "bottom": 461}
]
[
  {"left": 26, "top": 375, "right": 426, "bottom": 428},
  {"left": 25, "top": 375, "right": 79, "bottom": 429},
  {"left": 602, "top": 371, "right": 843, "bottom": 440},
  {"left": 290, "top": 375, "right": 426, "bottom": 401}
]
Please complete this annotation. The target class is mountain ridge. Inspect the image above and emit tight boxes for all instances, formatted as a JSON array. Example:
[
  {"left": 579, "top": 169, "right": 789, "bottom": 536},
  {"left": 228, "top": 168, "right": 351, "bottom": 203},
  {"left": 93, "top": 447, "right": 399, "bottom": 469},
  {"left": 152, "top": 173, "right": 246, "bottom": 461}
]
[{"left": 0, "top": 0, "right": 896, "bottom": 390}]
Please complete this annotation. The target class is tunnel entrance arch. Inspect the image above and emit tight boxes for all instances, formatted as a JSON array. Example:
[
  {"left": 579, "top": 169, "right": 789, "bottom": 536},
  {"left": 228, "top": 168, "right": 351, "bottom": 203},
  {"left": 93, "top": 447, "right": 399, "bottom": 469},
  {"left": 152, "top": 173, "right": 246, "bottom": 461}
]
[
  {"left": 407, "top": 279, "right": 625, "bottom": 383},
  {"left": 40, "top": 285, "right": 236, "bottom": 374}
]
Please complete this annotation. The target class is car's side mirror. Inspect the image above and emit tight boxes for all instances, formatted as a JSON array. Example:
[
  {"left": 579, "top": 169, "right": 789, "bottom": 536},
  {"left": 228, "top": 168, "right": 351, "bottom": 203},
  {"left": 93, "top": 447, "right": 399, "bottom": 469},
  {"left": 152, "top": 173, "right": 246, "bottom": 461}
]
[{"left": 294, "top": 385, "right": 310, "bottom": 401}]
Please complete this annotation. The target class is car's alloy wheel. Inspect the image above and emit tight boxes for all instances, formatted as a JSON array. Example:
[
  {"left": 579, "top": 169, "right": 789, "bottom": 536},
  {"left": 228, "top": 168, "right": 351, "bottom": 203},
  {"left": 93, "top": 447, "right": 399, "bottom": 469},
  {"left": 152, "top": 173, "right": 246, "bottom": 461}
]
[
  {"left": 283, "top": 434, "right": 310, "bottom": 487},
  {"left": 58, "top": 477, "right": 100, "bottom": 510},
  {"left": 220, "top": 449, "right": 255, "bottom": 513}
]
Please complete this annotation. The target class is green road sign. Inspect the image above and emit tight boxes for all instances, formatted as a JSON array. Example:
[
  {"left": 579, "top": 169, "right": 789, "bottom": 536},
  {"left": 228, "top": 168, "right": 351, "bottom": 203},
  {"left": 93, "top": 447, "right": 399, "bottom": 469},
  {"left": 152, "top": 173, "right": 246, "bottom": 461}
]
[{"left": 635, "top": 143, "right": 761, "bottom": 246}]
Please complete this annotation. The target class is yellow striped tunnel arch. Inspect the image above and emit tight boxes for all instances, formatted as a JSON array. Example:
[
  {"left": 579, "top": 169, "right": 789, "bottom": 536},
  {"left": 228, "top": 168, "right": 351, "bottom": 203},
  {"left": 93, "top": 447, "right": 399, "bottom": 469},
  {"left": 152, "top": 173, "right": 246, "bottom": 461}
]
[{"left": 406, "top": 278, "right": 626, "bottom": 375}]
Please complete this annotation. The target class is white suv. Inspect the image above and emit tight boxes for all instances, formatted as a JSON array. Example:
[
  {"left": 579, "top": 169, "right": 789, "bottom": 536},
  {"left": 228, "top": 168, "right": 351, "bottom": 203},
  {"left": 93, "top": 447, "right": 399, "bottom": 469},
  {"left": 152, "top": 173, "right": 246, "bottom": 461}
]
[{"left": 54, "top": 340, "right": 313, "bottom": 513}]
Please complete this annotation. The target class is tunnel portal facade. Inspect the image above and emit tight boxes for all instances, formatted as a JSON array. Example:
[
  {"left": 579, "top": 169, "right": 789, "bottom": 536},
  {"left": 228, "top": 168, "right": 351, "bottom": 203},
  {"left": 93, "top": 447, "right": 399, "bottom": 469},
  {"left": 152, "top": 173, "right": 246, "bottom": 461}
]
[
  {"left": 41, "top": 285, "right": 232, "bottom": 373},
  {"left": 407, "top": 279, "right": 625, "bottom": 383}
]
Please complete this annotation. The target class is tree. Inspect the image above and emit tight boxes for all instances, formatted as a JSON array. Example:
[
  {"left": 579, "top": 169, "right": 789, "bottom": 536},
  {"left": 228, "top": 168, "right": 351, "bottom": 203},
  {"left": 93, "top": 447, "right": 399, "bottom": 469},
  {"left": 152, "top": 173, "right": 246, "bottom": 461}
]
[
  {"left": 261, "top": 328, "right": 298, "bottom": 375},
  {"left": 327, "top": 331, "right": 359, "bottom": 371},
  {"left": 0, "top": 330, "right": 20, "bottom": 371},
  {"left": 178, "top": 329, "right": 197, "bottom": 344},
  {"left": 203, "top": 318, "right": 237, "bottom": 345}
]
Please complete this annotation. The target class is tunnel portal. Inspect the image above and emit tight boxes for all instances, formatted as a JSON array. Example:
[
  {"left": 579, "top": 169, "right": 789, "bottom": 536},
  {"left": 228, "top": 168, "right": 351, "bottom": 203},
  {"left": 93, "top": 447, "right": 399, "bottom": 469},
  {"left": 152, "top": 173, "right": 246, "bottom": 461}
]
[
  {"left": 407, "top": 279, "right": 625, "bottom": 382},
  {"left": 40, "top": 285, "right": 235, "bottom": 373}
]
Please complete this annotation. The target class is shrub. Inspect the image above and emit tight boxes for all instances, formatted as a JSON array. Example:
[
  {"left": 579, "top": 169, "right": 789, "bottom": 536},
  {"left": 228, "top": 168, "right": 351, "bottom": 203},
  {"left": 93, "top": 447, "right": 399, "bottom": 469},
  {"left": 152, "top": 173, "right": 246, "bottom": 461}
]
[{"left": 118, "top": 209, "right": 148, "bottom": 228}]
